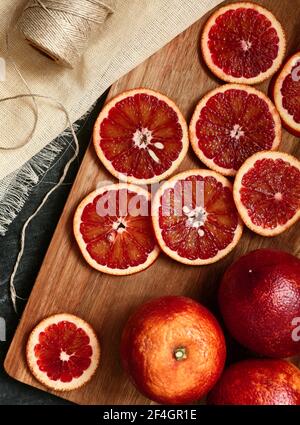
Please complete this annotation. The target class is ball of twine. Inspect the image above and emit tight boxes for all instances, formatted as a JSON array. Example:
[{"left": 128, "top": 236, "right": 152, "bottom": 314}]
[{"left": 18, "top": 0, "right": 116, "bottom": 68}]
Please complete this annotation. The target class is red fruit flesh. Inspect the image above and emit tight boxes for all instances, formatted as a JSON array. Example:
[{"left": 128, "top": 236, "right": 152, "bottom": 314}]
[
  {"left": 239, "top": 157, "right": 300, "bottom": 229},
  {"left": 281, "top": 61, "right": 300, "bottom": 125},
  {"left": 78, "top": 187, "right": 157, "bottom": 271},
  {"left": 219, "top": 249, "right": 300, "bottom": 358},
  {"left": 99, "top": 93, "right": 184, "bottom": 180},
  {"left": 207, "top": 8, "right": 280, "bottom": 79},
  {"left": 153, "top": 171, "right": 242, "bottom": 264},
  {"left": 121, "top": 296, "right": 226, "bottom": 404},
  {"left": 35, "top": 321, "right": 93, "bottom": 382},
  {"left": 194, "top": 88, "right": 279, "bottom": 172},
  {"left": 208, "top": 359, "right": 300, "bottom": 405},
  {"left": 272, "top": 53, "right": 300, "bottom": 137}
]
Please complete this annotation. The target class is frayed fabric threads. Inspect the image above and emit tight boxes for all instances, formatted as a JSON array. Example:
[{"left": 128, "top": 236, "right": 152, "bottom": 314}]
[{"left": 0, "top": 133, "right": 71, "bottom": 236}]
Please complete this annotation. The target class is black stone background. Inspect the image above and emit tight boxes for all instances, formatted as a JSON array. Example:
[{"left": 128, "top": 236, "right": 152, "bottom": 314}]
[{"left": 0, "top": 93, "right": 107, "bottom": 405}]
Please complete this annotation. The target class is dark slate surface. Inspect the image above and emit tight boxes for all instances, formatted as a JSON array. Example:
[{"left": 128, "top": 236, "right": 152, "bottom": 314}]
[{"left": 0, "top": 94, "right": 107, "bottom": 405}]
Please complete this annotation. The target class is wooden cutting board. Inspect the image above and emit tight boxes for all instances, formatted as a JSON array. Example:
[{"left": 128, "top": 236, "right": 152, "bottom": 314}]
[{"left": 5, "top": 0, "right": 300, "bottom": 405}]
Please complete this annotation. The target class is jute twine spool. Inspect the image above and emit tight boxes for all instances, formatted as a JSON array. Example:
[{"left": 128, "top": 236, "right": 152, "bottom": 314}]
[{"left": 18, "top": 0, "right": 116, "bottom": 68}]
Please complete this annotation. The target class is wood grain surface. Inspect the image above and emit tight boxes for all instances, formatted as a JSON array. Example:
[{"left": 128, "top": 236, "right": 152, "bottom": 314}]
[{"left": 4, "top": 0, "right": 300, "bottom": 405}]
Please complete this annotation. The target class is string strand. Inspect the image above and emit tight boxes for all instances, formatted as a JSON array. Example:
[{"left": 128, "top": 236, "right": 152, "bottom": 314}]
[
  {"left": 0, "top": 34, "right": 39, "bottom": 150},
  {"left": 1, "top": 1, "right": 117, "bottom": 309},
  {"left": 8, "top": 93, "right": 80, "bottom": 313},
  {"left": 1, "top": 32, "right": 80, "bottom": 312}
]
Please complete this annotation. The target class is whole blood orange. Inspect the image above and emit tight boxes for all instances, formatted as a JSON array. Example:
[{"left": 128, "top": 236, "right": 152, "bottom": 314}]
[
  {"left": 234, "top": 151, "right": 300, "bottom": 236},
  {"left": 121, "top": 296, "right": 226, "bottom": 404},
  {"left": 201, "top": 2, "right": 286, "bottom": 84},
  {"left": 190, "top": 84, "right": 281, "bottom": 176},
  {"left": 273, "top": 52, "right": 300, "bottom": 137},
  {"left": 26, "top": 314, "right": 100, "bottom": 391},
  {"left": 152, "top": 169, "right": 243, "bottom": 265},
  {"left": 74, "top": 184, "right": 160, "bottom": 275},
  {"left": 93, "top": 88, "right": 189, "bottom": 184},
  {"left": 208, "top": 359, "right": 300, "bottom": 405},
  {"left": 219, "top": 249, "right": 300, "bottom": 358}
]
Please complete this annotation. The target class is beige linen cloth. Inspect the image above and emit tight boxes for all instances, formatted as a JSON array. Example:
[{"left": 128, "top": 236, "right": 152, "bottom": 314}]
[{"left": 0, "top": 0, "right": 221, "bottom": 233}]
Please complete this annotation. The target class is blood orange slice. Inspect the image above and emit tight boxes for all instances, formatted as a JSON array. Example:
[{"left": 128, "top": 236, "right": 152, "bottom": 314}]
[
  {"left": 26, "top": 314, "right": 100, "bottom": 391},
  {"left": 190, "top": 84, "right": 281, "bottom": 176},
  {"left": 201, "top": 2, "right": 286, "bottom": 84},
  {"left": 152, "top": 170, "right": 243, "bottom": 265},
  {"left": 93, "top": 89, "right": 189, "bottom": 184},
  {"left": 234, "top": 151, "right": 300, "bottom": 236},
  {"left": 74, "top": 184, "right": 160, "bottom": 275},
  {"left": 273, "top": 52, "right": 300, "bottom": 137}
]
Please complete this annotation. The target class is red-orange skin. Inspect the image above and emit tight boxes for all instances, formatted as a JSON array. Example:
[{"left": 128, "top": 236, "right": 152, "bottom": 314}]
[
  {"left": 219, "top": 249, "right": 300, "bottom": 358},
  {"left": 121, "top": 296, "right": 226, "bottom": 405},
  {"left": 208, "top": 359, "right": 300, "bottom": 405}
]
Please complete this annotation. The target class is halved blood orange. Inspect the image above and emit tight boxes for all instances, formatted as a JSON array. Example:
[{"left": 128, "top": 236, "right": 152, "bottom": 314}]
[
  {"left": 234, "top": 151, "right": 300, "bottom": 236},
  {"left": 190, "top": 84, "right": 281, "bottom": 176},
  {"left": 273, "top": 52, "right": 300, "bottom": 137},
  {"left": 26, "top": 314, "right": 100, "bottom": 391},
  {"left": 74, "top": 184, "right": 160, "bottom": 275},
  {"left": 152, "top": 170, "right": 243, "bottom": 265},
  {"left": 93, "top": 89, "right": 189, "bottom": 184},
  {"left": 201, "top": 2, "right": 286, "bottom": 84}
]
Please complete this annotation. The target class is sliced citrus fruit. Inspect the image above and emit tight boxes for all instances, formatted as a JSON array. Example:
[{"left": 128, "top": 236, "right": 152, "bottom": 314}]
[
  {"left": 26, "top": 314, "right": 100, "bottom": 391},
  {"left": 74, "top": 184, "right": 160, "bottom": 275},
  {"left": 234, "top": 151, "right": 300, "bottom": 236},
  {"left": 93, "top": 88, "right": 189, "bottom": 184},
  {"left": 201, "top": 2, "right": 286, "bottom": 84},
  {"left": 190, "top": 84, "right": 281, "bottom": 176},
  {"left": 152, "top": 169, "right": 243, "bottom": 265},
  {"left": 273, "top": 52, "right": 300, "bottom": 137}
]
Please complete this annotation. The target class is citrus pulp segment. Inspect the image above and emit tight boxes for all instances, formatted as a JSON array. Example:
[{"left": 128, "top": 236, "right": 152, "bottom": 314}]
[
  {"left": 190, "top": 84, "right": 281, "bottom": 176},
  {"left": 201, "top": 2, "right": 286, "bottom": 84},
  {"left": 152, "top": 169, "right": 243, "bottom": 265},
  {"left": 74, "top": 184, "right": 160, "bottom": 275},
  {"left": 93, "top": 89, "right": 189, "bottom": 184}
]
